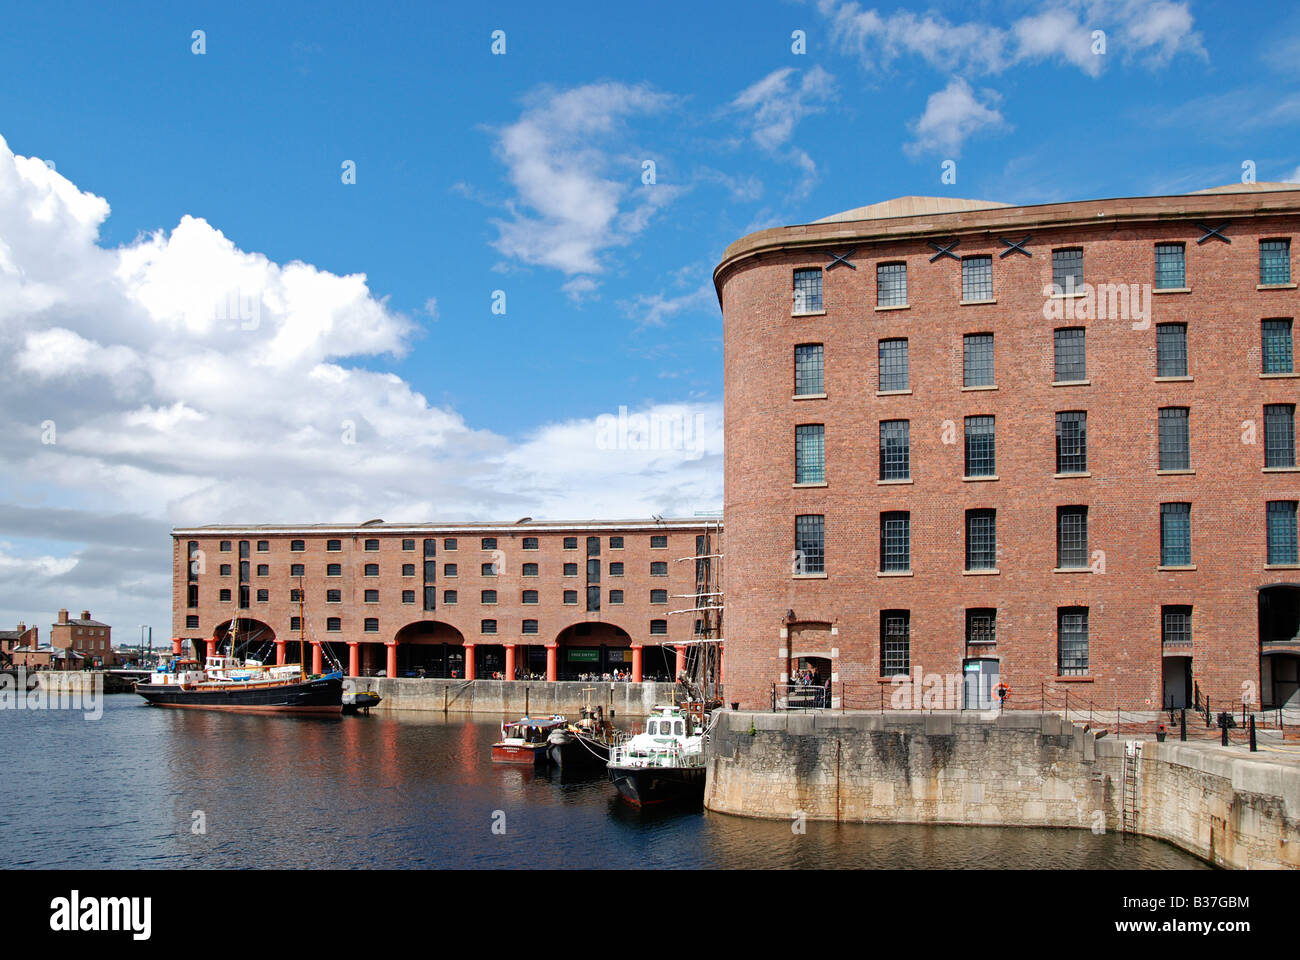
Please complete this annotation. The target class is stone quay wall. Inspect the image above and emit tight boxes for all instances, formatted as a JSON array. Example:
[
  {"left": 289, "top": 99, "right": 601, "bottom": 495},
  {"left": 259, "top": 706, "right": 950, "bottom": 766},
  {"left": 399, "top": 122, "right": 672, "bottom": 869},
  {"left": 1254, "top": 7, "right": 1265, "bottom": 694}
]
[
  {"left": 350, "top": 677, "right": 689, "bottom": 718},
  {"left": 705, "top": 710, "right": 1300, "bottom": 869}
]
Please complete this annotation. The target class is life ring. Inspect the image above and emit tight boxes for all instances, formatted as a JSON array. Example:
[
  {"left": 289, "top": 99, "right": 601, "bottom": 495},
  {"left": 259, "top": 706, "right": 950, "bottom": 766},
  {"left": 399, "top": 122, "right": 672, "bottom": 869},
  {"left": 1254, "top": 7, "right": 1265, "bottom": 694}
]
[{"left": 994, "top": 682, "right": 1009, "bottom": 700}]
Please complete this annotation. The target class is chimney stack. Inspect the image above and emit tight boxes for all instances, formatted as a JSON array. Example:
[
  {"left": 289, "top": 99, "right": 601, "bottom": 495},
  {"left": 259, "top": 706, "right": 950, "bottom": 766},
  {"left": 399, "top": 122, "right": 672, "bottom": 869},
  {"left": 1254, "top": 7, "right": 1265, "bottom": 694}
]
[
  {"left": 16, "top": 622, "right": 25, "bottom": 633},
  {"left": 80, "top": 610, "right": 90, "bottom": 621},
  {"left": 58, "top": 609, "right": 68, "bottom": 624}
]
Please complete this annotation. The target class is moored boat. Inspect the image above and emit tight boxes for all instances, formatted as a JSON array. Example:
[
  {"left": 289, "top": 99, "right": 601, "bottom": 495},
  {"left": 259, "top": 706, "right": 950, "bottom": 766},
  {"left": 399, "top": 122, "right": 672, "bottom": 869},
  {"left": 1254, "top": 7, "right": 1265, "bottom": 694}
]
[
  {"left": 493, "top": 715, "right": 566, "bottom": 764},
  {"left": 136, "top": 656, "right": 344, "bottom": 714},
  {"left": 606, "top": 704, "right": 707, "bottom": 806},
  {"left": 546, "top": 705, "right": 622, "bottom": 768}
]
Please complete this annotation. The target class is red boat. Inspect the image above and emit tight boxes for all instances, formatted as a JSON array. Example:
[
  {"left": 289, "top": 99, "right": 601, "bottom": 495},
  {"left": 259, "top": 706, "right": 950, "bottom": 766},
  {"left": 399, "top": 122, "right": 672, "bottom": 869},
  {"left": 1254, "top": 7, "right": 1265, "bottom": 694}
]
[{"left": 492, "top": 715, "right": 566, "bottom": 764}]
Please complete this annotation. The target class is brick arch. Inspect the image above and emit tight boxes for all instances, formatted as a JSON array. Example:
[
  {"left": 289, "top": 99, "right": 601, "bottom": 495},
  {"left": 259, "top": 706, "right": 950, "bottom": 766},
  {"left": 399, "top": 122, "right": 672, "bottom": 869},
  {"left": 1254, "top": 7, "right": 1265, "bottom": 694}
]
[
  {"left": 213, "top": 617, "right": 276, "bottom": 658},
  {"left": 554, "top": 621, "right": 632, "bottom": 680}
]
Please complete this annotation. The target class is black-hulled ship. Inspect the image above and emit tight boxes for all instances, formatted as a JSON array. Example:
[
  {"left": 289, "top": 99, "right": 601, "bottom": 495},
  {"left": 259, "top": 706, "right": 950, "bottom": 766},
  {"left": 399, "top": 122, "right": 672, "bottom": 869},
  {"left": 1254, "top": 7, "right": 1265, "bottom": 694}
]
[
  {"left": 137, "top": 606, "right": 344, "bottom": 714},
  {"left": 606, "top": 704, "right": 706, "bottom": 806},
  {"left": 546, "top": 705, "right": 621, "bottom": 768}
]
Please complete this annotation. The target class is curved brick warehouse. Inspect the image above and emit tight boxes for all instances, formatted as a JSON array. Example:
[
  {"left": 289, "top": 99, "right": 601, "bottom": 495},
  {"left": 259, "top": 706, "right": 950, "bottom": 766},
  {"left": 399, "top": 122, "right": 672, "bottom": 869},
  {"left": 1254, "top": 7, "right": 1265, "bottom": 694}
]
[{"left": 715, "top": 185, "right": 1300, "bottom": 714}]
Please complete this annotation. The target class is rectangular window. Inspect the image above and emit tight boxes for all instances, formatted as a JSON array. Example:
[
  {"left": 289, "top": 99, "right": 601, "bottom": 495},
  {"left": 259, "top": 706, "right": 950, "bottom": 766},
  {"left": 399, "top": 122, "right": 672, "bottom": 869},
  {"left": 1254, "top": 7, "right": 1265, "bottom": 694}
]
[
  {"left": 1265, "top": 404, "right": 1296, "bottom": 468},
  {"left": 609, "top": 536, "right": 624, "bottom": 549},
  {"left": 650, "top": 589, "right": 668, "bottom": 604},
  {"left": 795, "top": 424, "right": 826, "bottom": 484},
  {"left": 609, "top": 561, "right": 624, "bottom": 576},
  {"left": 1162, "top": 606, "right": 1192, "bottom": 646},
  {"left": 289, "top": 589, "right": 302, "bottom": 602},
  {"left": 481, "top": 562, "right": 498, "bottom": 577},
  {"left": 880, "top": 611, "right": 910, "bottom": 676},
  {"left": 793, "top": 267, "right": 823, "bottom": 313},
  {"left": 650, "top": 561, "right": 668, "bottom": 576},
  {"left": 963, "top": 333, "right": 994, "bottom": 387},
  {"left": 1054, "top": 328, "right": 1086, "bottom": 382},
  {"left": 327, "top": 618, "right": 341, "bottom": 632},
  {"left": 877, "top": 262, "right": 908, "bottom": 307},
  {"left": 522, "top": 537, "right": 539, "bottom": 550},
  {"left": 256, "top": 564, "right": 268, "bottom": 577},
  {"left": 880, "top": 511, "right": 910, "bottom": 572},
  {"left": 186, "top": 615, "right": 200, "bottom": 629},
  {"left": 1158, "top": 407, "right": 1190, "bottom": 470},
  {"left": 795, "top": 515, "right": 825, "bottom": 575},
  {"left": 444, "top": 563, "right": 457, "bottom": 577},
  {"left": 256, "top": 540, "right": 269, "bottom": 552},
  {"left": 1156, "top": 323, "right": 1188, "bottom": 377},
  {"left": 219, "top": 589, "right": 232, "bottom": 602},
  {"left": 364, "top": 563, "right": 379, "bottom": 576},
  {"left": 290, "top": 563, "right": 304, "bottom": 577},
  {"left": 650, "top": 619, "right": 668, "bottom": 636},
  {"left": 238, "top": 541, "right": 249, "bottom": 559},
  {"left": 1052, "top": 248, "right": 1084, "bottom": 292},
  {"left": 326, "top": 589, "right": 341, "bottom": 603},
  {"left": 481, "top": 589, "right": 497, "bottom": 604},
  {"left": 522, "top": 562, "right": 538, "bottom": 577},
  {"left": 443, "top": 590, "right": 457, "bottom": 604},
  {"left": 1057, "top": 607, "right": 1089, "bottom": 676},
  {"left": 364, "top": 589, "right": 379, "bottom": 603},
  {"left": 481, "top": 537, "right": 497, "bottom": 551},
  {"left": 423, "top": 539, "right": 436, "bottom": 557},
  {"left": 289, "top": 540, "right": 303, "bottom": 552},
  {"left": 422, "top": 560, "right": 435, "bottom": 580},
  {"left": 1057, "top": 506, "right": 1089, "bottom": 569},
  {"left": 962, "top": 255, "right": 992, "bottom": 301},
  {"left": 966, "top": 609, "right": 996, "bottom": 645},
  {"left": 424, "top": 586, "right": 436, "bottom": 610},
  {"left": 609, "top": 589, "right": 624, "bottom": 604},
  {"left": 1160, "top": 503, "right": 1192, "bottom": 566},
  {"left": 1154, "top": 243, "right": 1186, "bottom": 289},
  {"left": 563, "top": 590, "right": 577, "bottom": 605},
  {"left": 563, "top": 562, "right": 577, "bottom": 576},
  {"left": 1261, "top": 239, "right": 1292, "bottom": 286},
  {"left": 481, "top": 619, "right": 497, "bottom": 635},
  {"left": 187, "top": 584, "right": 198, "bottom": 608},
  {"left": 402, "top": 539, "right": 415, "bottom": 551},
  {"left": 1267, "top": 501, "right": 1299, "bottom": 564},
  {"left": 794, "top": 344, "right": 825, "bottom": 396},
  {"left": 402, "top": 563, "right": 414, "bottom": 576},
  {"left": 364, "top": 539, "right": 379, "bottom": 552},
  {"left": 878, "top": 338, "right": 909, "bottom": 392},
  {"left": 522, "top": 619, "right": 539, "bottom": 635},
  {"left": 322, "top": 539, "right": 338, "bottom": 552},
  {"left": 522, "top": 589, "right": 538, "bottom": 604},
  {"left": 364, "top": 618, "right": 379, "bottom": 633},
  {"left": 402, "top": 590, "right": 415, "bottom": 604},
  {"left": 220, "top": 564, "right": 232, "bottom": 576},
  {"left": 965, "top": 509, "right": 997, "bottom": 570},
  {"left": 587, "top": 558, "right": 601, "bottom": 582},
  {"left": 964, "top": 416, "right": 995, "bottom": 477},
  {"left": 256, "top": 589, "right": 268, "bottom": 602},
  {"left": 443, "top": 538, "right": 457, "bottom": 550},
  {"left": 880, "top": 420, "right": 910, "bottom": 481},
  {"left": 587, "top": 536, "right": 601, "bottom": 557},
  {"left": 564, "top": 536, "right": 578, "bottom": 549},
  {"left": 1056, "top": 411, "right": 1087, "bottom": 474},
  {"left": 1263, "top": 319, "right": 1294, "bottom": 374},
  {"left": 650, "top": 535, "right": 668, "bottom": 548}
]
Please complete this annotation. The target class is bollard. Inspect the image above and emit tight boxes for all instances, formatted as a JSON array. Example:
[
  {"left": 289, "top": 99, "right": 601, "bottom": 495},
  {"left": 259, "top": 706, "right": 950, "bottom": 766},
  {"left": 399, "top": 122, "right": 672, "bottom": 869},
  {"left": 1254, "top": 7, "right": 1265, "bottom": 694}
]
[
  {"left": 1220, "top": 714, "right": 1229, "bottom": 746},
  {"left": 1180, "top": 708, "right": 1186, "bottom": 742},
  {"left": 1205, "top": 696, "right": 1212, "bottom": 728},
  {"left": 1249, "top": 715, "right": 1257, "bottom": 752}
]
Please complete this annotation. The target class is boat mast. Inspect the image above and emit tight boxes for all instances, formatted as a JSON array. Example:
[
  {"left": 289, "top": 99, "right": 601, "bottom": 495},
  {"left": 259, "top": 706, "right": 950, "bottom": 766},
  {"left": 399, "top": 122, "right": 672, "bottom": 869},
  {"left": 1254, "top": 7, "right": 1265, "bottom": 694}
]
[{"left": 298, "top": 576, "right": 306, "bottom": 676}]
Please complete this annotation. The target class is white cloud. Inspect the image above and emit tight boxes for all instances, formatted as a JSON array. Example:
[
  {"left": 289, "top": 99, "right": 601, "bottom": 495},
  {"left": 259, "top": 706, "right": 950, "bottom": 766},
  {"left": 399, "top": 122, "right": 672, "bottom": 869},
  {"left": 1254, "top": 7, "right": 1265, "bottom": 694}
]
[
  {"left": 488, "top": 83, "right": 680, "bottom": 286},
  {"left": 905, "top": 78, "right": 1008, "bottom": 158},
  {"left": 817, "top": 0, "right": 1204, "bottom": 75},
  {"left": 730, "top": 66, "right": 836, "bottom": 197},
  {"left": 620, "top": 283, "right": 715, "bottom": 330},
  {"left": 0, "top": 133, "right": 721, "bottom": 637},
  {"left": 1285, "top": 166, "right": 1300, "bottom": 184}
]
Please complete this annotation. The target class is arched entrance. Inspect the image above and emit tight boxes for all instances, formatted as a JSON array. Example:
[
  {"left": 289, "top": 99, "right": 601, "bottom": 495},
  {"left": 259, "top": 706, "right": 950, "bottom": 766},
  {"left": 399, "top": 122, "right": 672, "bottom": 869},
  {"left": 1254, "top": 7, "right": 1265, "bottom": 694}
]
[
  {"left": 213, "top": 618, "right": 277, "bottom": 662},
  {"left": 555, "top": 622, "right": 631, "bottom": 680},
  {"left": 643, "top": 644, "right": 676, "bottom": 682},
  {"left": 1260, "top": 584, "right": 1300, "bottom": 708},
  {"left": 393, "top": 621, "right": 466, "bottom": 678}
]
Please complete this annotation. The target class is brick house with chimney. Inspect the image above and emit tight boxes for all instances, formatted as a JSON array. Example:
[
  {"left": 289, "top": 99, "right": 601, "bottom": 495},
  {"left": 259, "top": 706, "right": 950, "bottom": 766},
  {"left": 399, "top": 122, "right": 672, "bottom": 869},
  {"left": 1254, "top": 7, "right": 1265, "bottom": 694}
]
[
  {"left": 51, "top": 609, "right": 114, "bottom": 667},
  {"left": 0, "top": 622, "right": 39, "bottom": 667}
]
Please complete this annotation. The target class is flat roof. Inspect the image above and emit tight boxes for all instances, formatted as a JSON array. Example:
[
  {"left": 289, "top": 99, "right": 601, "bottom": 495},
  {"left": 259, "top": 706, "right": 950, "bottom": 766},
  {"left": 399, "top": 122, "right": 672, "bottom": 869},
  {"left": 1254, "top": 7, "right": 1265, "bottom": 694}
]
[{"left": 173, "top": 517, "right": 721, "bottom": 536}]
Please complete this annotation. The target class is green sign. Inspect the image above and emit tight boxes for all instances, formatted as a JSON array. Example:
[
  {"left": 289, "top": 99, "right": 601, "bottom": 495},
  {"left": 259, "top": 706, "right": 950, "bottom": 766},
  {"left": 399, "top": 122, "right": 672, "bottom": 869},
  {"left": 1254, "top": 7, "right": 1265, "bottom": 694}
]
[{"left": 566, "top": 648, "right": 600, "bottom": 662}]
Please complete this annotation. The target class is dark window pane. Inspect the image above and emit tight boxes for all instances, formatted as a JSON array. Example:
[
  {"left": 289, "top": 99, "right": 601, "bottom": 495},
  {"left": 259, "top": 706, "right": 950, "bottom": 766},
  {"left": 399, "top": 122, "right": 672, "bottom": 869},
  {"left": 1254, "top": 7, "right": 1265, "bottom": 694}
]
[
  {"left": 1265, "top": 404, "right": 1296, "bottom": 468},
  {"left": 793, "top": 268, "right": 823, "bottom": 312},
  {"left": 877, "top": 262, "right": 907, "bottom": 307},
  {"left": 796, "top": 424, "right": 826, "bottom": 483},
  {"left": 1057, "top": 506, "right": 1088, "bottom": 568},
  {"left": 966, "top": 609, "right": 996, "bottom": 645},
  {"left": 1162, "top": 606, "right": 1192, "bottom": 646},
  {"left": 1058, "top": 607, "right": 1089, "bottom": 675},
  {"left": 1267, "top": 501, "right": 1298, "bottom": 565},
  {"left": 1056, "top": 411, "right": 1087, "bottom": 474},
  {"left": 880, "top": 420, "right": 910, "bottom": 480},
  {"left": 878, "top": 338, "right": 909, "bottom": 391},
  {"left": 1263, "top": 319, "right": 1294, "bottom": 374},
  {"left": 962, "top": 255, "right": 992, "bottom": 301},
  {"left": 1158, "top": 407, "right": 1190, "bottom": 470},
  {"left": 1054, "top": 328, "right": 1086, "bottom": 381},
  {"left": 794, "top": 344, "right": 825, "bottom": 395},
  {"left": 963, "top": 333, "right": 994, "bottom": 387},
  {"left": 1155, "top": 243, "right": 1185, "bottom": 289},
  {"left": 1261, "top": 239, "right": 1291, "bottom": 286},
  {"left": 1156, "top": 323, "right": 1188, "bottom": 377},
  {"left": 1160, "top": 502, "right": 1192, "bottom": 566},
  {"left": 880, "top": 611, "right": 910, "bottom": 675},
  {"left": 965, "top": 509, "right": 997, "bottom": 570},
  {"left": 1052, "top": 248, "right": 1083, "bottom": 292},
  {"left": 964, "top": 416, "right": 995, "bottom": 477},
  {"left": 795, "top": 515, "right": 824, "bottom": 575},
  {"left": 880, "top": 511, "right": 910, "bottom": 572}
]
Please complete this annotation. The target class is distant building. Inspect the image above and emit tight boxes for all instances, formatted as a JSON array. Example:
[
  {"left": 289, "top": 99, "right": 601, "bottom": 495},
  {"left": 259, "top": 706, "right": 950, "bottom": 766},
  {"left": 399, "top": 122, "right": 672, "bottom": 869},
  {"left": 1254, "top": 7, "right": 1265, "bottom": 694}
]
[
  {"left": 0, "top": 622, "right": 39, "bottom": 667},
  {"left": 51, "top": 609, "right": 114, "bottom": 667}
]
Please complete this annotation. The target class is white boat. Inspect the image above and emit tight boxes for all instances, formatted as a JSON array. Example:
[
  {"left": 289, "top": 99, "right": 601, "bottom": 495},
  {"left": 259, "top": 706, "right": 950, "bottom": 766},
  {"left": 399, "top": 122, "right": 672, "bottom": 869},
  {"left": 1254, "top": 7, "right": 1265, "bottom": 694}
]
[{"left": 606, "top": 704, "right": 707, "bottom": 806}]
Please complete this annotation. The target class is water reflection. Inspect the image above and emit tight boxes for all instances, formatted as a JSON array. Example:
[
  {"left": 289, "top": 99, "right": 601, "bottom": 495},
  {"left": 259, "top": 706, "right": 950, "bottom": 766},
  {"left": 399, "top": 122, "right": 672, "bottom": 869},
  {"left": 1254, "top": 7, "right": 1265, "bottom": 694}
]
[{"left": 0, "top": 698, "right": 1210, "bottom": 870}]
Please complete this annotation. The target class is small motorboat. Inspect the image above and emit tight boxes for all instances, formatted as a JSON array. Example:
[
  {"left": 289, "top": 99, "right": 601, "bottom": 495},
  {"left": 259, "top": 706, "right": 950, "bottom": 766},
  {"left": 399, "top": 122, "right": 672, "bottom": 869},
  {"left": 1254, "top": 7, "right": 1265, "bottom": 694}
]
[
  {"left": 493, "top": 715, "right": 566, "bottom": 764},
  {"left": 607, "top": 704, "right": 708, "bottom": 806},
  {"left": 547, "top": 705, "right": 622, "bottom": 768}
]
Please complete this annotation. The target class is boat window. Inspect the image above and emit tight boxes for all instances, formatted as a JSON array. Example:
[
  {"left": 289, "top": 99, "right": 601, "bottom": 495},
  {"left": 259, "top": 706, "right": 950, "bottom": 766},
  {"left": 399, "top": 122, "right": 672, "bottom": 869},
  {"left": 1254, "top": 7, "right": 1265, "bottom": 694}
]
[
  {"left": 646, "top": 721, "right": 657, "bottom": 735},
  {"left": 675, "top": 721, "right": 684, "bottom": 736}
]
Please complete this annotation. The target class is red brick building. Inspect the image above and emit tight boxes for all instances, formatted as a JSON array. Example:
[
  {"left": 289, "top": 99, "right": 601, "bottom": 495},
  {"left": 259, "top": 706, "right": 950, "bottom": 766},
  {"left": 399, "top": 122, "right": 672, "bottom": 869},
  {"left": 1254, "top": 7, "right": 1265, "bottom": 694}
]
[
  {"left": 715, "top": 185, "right": 1300, "bottom": 714},
  {"left": 172, "top": 519, "right": 721, "bottom": 682},
  {"left": 1, "top": 622, "right": 39, "bottom": 667},
  {"left": 51, "top": 609, "right": 114, "bottom": 667}
]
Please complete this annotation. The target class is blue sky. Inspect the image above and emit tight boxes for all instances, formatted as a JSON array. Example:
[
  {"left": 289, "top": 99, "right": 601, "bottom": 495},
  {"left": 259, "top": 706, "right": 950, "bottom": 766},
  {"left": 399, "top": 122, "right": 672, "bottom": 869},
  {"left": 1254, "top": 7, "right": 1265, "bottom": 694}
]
[{"left": 0, "top": 0, "right": 1296, "bottom": 637}]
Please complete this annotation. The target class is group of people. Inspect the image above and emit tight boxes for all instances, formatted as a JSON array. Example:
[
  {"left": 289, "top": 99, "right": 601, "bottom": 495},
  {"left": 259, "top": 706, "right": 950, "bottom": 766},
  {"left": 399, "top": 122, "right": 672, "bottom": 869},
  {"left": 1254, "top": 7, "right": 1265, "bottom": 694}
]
[{"left": 792, "top": 668, "right": 823, "bottom": 687}]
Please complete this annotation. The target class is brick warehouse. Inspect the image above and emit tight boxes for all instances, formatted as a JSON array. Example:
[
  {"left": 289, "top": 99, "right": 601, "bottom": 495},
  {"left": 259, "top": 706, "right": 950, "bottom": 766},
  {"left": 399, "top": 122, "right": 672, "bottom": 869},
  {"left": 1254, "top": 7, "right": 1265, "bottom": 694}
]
[
  {"left": 171, "top": 519, "right": 721, "bottom": 683},
  {"left": 715, "top": 184, "right": 1300, "bottom": 715}
]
